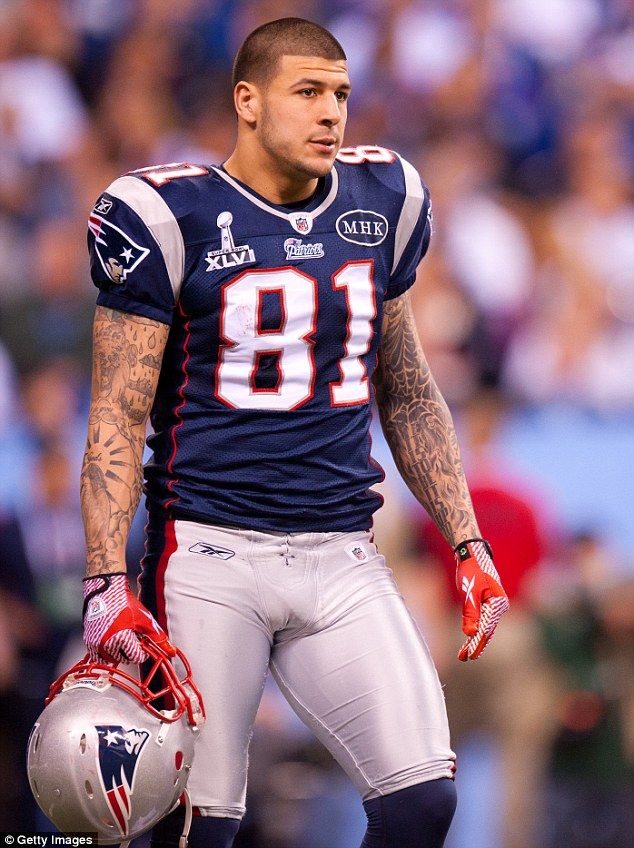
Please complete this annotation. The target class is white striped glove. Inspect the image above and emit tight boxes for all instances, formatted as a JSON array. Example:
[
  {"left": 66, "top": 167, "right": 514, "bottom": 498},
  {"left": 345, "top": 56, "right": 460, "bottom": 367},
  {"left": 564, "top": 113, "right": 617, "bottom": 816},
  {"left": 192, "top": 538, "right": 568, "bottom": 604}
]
[
  {"left": 82, "top": 573, "right": 175, "bottom": 664},
  {"left": 454, "top": 539, "right": 509, "bottom": 661}
]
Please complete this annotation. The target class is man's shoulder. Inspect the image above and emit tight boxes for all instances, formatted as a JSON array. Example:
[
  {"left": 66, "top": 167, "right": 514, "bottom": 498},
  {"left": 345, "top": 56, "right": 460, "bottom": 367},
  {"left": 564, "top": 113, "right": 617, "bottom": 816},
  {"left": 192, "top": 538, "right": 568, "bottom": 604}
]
[
  {"left": 98, "top": 162, "right": 222, "bottom": 221},
  {"left": 335, "top": 145, "right": 424, "bottom": 202}
]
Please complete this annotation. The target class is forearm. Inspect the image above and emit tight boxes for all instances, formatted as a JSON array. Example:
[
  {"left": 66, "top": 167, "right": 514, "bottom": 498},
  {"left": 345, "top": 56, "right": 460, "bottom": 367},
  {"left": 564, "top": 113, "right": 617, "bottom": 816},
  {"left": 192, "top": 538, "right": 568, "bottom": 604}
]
[
  {"left": 81, "top": 402, "right": 145, "bottom": 576},
  {"left": 376, "top": 294, "right": 479, "bottom": 547},
  {"left": 377, "top": 381, "right": 479, "bottom": 546},
  {"left": 81, "top": 306, "right": 168, "bottom": 577}
]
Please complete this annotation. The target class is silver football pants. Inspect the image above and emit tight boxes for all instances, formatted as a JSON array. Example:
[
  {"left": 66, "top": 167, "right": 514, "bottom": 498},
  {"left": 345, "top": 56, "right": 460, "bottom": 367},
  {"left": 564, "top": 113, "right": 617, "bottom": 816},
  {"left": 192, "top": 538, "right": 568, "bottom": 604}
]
[{"left": 153, "top": 519, "right": 455, "bottom": 818}]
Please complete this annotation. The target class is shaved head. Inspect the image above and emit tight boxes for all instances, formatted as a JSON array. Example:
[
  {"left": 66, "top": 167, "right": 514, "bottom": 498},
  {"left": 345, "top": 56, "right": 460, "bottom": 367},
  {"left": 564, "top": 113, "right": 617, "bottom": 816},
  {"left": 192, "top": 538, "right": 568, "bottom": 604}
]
[{"left": 232, "top": 17, "right": 346, "bottom": 89}]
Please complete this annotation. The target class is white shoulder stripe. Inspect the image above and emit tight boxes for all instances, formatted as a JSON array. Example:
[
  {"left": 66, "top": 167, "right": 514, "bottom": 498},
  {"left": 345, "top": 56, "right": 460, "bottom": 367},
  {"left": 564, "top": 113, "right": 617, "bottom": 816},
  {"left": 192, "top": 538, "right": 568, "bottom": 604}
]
[
  {"left": 391, "top": 155, "right": 425, "bottom": 275},
  {"left": 105, "top": 176, "right": 185, "bottom": 301}
]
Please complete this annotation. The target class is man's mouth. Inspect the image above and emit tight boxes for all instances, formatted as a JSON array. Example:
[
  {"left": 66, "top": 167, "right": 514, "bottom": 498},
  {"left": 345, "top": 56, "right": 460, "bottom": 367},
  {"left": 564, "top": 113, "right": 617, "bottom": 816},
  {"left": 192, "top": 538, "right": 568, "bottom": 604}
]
[{"left": 310, "top": 137, "right": 337, "bottom": 153}]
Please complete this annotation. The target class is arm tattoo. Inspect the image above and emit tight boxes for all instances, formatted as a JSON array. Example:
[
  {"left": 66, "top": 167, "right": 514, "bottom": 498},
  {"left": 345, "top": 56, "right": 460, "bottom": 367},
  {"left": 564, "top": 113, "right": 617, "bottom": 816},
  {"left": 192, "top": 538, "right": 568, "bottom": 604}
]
[
  {"left": 81, "top": 307, "right": 169, "bottom": 577},
  {"left": 375, "top": 293, "right": 480, "bottom": 546}
]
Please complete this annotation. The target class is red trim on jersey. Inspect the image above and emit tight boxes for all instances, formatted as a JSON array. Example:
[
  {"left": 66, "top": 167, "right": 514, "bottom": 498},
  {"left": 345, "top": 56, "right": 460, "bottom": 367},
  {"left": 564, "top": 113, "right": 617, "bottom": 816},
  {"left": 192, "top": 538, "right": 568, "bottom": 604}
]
[
  {"left": 165, "top": 305, "right": 191, "bottom": 509},
  {"left": 154, "top": 518, "right": 177, "bottom": 634},
  {"left": 329, "top": 260, "right": 377, "bottom": 408}
]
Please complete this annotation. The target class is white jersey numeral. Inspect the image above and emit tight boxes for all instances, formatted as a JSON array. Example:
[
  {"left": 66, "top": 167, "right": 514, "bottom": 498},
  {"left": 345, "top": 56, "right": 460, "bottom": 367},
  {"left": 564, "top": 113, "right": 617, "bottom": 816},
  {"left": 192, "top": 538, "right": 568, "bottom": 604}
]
[
  {"left": 330, "top": 261, "right": 376, "bottom": 406},
  {"left": 216, "top": 263, "right": 375, "bottom": 411},
  {"left": 129, "top": 162, "right": 208, "bottom": 186},
  {"left": 216, "top": 268, "right": 317, "bottom": 410}
]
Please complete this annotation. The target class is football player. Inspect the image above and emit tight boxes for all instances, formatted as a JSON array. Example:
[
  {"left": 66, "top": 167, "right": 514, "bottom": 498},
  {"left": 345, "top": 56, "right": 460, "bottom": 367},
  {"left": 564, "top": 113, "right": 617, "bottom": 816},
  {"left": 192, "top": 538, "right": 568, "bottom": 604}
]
[{"left": 81, "top": 17, "right": 509, "bottom": 848}]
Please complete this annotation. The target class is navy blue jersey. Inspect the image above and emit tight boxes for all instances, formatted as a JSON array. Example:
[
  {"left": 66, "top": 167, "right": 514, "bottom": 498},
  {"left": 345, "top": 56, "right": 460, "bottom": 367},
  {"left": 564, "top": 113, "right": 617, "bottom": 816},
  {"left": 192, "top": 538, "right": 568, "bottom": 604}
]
[{"left": 87, "top": 147, "right": 431, "bottom": 532}]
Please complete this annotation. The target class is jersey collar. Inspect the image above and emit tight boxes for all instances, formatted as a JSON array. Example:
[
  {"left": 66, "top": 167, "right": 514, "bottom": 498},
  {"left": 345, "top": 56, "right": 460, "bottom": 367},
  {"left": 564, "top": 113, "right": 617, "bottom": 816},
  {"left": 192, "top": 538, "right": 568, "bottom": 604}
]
[{"left": 212, "top": 165, "right": 339, "bottom": 225}]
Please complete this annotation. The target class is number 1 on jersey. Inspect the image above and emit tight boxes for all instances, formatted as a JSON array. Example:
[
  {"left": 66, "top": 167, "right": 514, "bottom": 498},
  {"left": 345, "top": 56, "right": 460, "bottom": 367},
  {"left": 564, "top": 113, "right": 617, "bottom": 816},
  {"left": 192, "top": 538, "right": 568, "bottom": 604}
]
[{"left": 216, "top": 262, "right": 375, "bottom": 411}]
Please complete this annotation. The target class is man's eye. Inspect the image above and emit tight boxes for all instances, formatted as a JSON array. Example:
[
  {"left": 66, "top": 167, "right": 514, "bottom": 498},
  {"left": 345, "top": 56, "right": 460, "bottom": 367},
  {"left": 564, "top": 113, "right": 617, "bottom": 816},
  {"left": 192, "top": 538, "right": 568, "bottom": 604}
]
[
  {"left": 300, "top": 88, "right": 316, "bottom": 97},
  {"left": 335, "top": 91, "right": 348, "bottom": 102}
]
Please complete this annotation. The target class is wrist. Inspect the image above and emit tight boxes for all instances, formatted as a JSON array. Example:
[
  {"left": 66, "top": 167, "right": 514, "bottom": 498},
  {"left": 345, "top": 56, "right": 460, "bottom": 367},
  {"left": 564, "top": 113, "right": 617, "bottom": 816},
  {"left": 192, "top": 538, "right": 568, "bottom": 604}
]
[{"left": 453, "top": 538, "right": 494, "bottom": 561}]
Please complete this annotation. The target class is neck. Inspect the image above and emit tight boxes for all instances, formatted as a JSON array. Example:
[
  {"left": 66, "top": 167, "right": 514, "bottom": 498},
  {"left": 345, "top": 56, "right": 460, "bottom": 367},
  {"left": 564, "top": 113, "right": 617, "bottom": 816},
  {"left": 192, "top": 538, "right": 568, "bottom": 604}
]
[{"left": 224, "top": 146, "right": 319, "bottom": 205}]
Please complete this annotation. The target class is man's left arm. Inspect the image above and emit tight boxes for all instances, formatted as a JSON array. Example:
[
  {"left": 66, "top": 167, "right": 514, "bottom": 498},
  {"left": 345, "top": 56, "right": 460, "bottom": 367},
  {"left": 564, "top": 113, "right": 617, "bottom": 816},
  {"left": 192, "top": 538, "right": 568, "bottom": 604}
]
[{"left": 374, "top": 291, "right": 509, "bottom": 660}]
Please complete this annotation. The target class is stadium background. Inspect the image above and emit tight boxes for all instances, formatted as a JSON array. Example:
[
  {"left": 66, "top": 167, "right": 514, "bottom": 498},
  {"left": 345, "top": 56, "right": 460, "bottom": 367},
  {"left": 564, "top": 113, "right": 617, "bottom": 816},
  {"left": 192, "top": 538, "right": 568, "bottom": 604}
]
[{"left": 0, "top": 0, "right": 632, "bottom": 846}]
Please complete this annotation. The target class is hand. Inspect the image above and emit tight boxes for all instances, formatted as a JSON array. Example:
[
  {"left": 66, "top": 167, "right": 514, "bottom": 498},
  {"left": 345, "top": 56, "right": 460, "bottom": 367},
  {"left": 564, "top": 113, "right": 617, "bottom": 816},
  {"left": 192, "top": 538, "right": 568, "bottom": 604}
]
[
  {"left": 454, "top": 539, "right": 509, "bottom": 661},
  {"left": 82, "top": 572, "right": 176, "bottom": 664}
]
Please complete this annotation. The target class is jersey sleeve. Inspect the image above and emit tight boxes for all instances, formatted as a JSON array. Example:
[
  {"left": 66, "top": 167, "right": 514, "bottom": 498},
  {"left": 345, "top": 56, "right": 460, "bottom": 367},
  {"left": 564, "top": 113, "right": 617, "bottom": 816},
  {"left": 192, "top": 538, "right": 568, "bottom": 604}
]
[
  {"left": 87, "top": 176, "right": 185, "bottom": 325},
  {"left": 385, "top": 156, "right": 432, "bottom": 301}
]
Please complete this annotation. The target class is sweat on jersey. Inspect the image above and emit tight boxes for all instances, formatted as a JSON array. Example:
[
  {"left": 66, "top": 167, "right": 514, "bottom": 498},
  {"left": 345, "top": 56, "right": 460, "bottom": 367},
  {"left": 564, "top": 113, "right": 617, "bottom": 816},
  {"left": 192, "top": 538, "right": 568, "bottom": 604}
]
[{"left": 87, "top": 147, "right": 432, "bottom": 533}]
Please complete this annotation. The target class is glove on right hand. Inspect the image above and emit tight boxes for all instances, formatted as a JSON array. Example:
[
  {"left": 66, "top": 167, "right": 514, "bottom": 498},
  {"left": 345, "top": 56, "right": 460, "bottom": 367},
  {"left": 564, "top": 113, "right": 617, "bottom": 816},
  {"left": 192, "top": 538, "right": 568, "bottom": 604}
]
[{"left": 82, "top": 572, "right": 175, "bottom": 664}]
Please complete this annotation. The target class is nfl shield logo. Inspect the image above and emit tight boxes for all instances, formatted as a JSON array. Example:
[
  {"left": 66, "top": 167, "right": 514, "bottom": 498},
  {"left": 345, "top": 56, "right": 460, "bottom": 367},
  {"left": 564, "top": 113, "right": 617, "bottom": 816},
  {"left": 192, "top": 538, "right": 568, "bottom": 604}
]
[
  {"left": 289, "top": 212, "right": 313, "bottom": 235},
  {"left": 351, "top": 546, "right": 365, "bottom": 561}
]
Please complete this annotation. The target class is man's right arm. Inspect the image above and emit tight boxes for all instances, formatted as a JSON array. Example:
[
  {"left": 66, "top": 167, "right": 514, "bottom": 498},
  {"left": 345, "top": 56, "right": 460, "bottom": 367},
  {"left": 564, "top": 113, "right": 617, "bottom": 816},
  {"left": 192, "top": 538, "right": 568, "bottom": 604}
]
[
  {"left": 80, "top": 306, "right": 171, "bottom": 663},
  {"left": 81, "top": 306, "right": 169, "bottom": 577}
]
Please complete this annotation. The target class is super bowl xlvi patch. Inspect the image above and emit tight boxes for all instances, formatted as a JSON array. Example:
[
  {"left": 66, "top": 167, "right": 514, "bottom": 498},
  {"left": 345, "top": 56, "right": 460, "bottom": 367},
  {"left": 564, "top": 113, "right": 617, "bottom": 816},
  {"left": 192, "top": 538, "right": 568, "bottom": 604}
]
[
  {"left": 89, "top": 214, "right": 150, "bottom": 284},
  {"left": 336, "top": 210, "right": 388, "bottom": 246},
  {"left": 205, "top": 211, "right": 256, "bottom": 271},
  {"left": 344, "top": 542, "right": 370, "bottom": 563},
  {"left": 284, "top": 238, "right": 324, "bottom": 260},
  {"left": 95, "top": 726, "right": 149, "bottom": 836},
  {"left": 189, "top": 542, "right": 235, "bottom": 560}
]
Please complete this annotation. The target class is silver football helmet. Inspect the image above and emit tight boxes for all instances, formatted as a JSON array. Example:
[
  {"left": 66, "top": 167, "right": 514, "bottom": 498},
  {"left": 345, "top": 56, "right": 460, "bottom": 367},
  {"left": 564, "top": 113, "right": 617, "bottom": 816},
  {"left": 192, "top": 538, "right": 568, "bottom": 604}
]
[{"left": 27, "top": 637, "right": 205, "bottom": 845}]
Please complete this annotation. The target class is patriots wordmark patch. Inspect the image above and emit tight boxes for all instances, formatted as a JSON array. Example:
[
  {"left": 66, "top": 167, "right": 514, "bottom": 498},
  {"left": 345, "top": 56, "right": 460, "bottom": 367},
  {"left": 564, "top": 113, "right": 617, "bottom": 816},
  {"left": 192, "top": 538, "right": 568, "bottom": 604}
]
[
  {"left": 89, "top": 214, "right": 150, "bottom": 284},
  {"left": 95, "top": 725, "right": 150, "bottom": 836},
  {"left": 284, "top": 238, "right": 325, "bottom": 260},
  {"left": 189, "top": 542, "right": 235, "bottom": 560}
]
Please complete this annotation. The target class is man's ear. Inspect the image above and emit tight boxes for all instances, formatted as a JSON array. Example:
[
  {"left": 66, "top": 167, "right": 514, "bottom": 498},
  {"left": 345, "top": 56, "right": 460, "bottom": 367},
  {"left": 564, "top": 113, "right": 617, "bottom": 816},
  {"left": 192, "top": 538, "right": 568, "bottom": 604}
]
[{"left": 234, "top": 81, "right": 260, "bottom": 125}]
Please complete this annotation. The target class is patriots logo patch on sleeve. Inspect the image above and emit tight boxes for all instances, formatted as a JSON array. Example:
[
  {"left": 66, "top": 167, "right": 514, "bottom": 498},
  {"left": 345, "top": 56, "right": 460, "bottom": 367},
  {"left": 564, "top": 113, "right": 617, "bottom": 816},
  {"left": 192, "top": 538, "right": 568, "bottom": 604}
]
[
  {"left": 95, "top": 725, "right": 150, "bottom": 835},
  {"left": 89, "top": 214, "right": 150, "bottom": 285}
]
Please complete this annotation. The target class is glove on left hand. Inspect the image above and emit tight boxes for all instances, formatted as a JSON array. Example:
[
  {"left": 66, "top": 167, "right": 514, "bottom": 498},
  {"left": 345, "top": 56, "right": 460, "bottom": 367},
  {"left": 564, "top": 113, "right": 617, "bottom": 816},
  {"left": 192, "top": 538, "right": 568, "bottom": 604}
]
[{"left": 454, "top": 539, "right": 509, "bottom": 661}]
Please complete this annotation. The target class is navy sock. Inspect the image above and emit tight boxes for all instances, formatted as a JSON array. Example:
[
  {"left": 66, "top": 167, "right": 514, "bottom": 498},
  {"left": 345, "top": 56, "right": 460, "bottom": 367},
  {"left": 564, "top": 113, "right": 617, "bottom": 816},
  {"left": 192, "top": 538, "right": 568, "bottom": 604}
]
[
  {"left": 361, "top": 778, "right": 457, "bottom": 848},
  {"left": 151, "top": 806, "right": 240, "bottom": 848}
]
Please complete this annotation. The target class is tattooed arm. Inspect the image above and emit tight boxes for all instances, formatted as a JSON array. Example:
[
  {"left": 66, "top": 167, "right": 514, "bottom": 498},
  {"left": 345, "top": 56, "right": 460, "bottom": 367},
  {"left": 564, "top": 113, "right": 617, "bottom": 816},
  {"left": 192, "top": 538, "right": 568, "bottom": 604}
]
[
  {"left": 81, "top": 306, "right": 169, "bottom": 577},
  {"left": 374, "top": 291, "right": 479, "bottom": 547}
]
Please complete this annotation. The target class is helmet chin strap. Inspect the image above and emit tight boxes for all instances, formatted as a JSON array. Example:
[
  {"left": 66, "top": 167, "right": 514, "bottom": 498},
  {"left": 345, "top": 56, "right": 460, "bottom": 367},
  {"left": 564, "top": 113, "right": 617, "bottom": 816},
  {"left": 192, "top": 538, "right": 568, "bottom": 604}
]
[
  {"left": 179, "top": 788, "right": 193, "bottom": 848},
  {"left": 119, "top": 788, "right": 193, "bottom": 848}
]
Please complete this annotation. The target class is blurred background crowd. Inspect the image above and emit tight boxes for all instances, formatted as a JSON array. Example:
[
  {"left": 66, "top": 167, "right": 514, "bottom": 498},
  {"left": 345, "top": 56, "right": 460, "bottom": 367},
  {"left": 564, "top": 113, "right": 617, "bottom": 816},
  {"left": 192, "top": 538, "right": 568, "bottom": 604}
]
[{"left": 0, "top": 0, "right": 632, "bottom": 846}]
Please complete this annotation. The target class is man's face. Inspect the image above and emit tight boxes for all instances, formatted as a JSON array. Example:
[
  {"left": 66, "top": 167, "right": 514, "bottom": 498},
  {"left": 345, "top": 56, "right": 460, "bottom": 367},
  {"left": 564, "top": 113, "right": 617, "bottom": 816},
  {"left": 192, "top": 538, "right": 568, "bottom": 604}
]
[{"left": 256, "top": 55, "right": 350, "bottom": 181}]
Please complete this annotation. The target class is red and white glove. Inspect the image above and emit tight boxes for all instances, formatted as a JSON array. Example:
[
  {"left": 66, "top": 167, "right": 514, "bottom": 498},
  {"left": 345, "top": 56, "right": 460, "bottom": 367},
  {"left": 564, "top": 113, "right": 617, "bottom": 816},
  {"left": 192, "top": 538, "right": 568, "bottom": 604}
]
[
  {"left": 82, "top": 572, "right": 175, "bottom": 664},
  {"left": 454, "top": 539, "right": 509, "bottom": 662}
]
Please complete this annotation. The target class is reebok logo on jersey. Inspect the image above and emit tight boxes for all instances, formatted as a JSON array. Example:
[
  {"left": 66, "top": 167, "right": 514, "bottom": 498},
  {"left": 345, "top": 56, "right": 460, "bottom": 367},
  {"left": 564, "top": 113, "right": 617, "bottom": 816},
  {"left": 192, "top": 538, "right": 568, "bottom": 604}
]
[
  {"left": 189, "top": 542, "right": 235, "bottom": 560},
  {"left": 336, "top": 210, "right": 388, "bottom": 246},
  {"left": 284, "top": 238, "right": 324, "bottom": 260},
  {"left": 94, "top": 196, "right": 113, "bottom": 214},
  {"left": 462, "top": 575, "right": 477, "bottom": 608},
  {"left": 205, "top": 210, "right": 256, "bottom": 271}
]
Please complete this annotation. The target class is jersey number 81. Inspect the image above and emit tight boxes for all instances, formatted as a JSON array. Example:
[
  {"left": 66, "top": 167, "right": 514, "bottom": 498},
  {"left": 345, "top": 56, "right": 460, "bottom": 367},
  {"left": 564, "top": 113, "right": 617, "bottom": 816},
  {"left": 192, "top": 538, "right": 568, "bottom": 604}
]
[{"left": 216, "top": 262, "right": 376, "bottom": 410}]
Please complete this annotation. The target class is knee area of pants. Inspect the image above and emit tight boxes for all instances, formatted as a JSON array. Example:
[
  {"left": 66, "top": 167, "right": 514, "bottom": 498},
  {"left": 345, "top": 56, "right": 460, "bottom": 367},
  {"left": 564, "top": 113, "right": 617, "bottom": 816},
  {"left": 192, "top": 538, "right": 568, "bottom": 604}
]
[{"left": 363, "top": 779, "right": 457, "bottom": 846}]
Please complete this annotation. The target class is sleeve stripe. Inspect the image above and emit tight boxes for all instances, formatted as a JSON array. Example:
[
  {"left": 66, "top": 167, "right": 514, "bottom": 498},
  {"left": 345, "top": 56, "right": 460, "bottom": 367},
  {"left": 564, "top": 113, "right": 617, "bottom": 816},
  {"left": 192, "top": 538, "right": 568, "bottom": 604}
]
[
  {"left": 391, "top": 155, "right": 425, "bottom": 275},
  {"left": 105, "top": 176, "right": 185, "bottom": 301}
]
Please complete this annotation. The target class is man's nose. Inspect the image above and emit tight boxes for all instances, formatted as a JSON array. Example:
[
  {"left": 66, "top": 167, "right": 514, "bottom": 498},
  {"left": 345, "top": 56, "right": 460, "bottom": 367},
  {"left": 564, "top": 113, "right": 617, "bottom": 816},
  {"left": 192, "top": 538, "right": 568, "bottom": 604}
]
[{"left": 319, "top": 94, "right": 342, "bottom": 126}]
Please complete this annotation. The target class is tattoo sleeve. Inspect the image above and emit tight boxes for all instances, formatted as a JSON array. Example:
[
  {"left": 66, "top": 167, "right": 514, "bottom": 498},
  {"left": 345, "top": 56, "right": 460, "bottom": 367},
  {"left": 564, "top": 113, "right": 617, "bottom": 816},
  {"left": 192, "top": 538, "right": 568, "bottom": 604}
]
[
  {"left": 374, "top": 292, "right": 480, "bottom": 547},
  {"left": 81, "top": 306, "right": 169, "bottom": 577}
]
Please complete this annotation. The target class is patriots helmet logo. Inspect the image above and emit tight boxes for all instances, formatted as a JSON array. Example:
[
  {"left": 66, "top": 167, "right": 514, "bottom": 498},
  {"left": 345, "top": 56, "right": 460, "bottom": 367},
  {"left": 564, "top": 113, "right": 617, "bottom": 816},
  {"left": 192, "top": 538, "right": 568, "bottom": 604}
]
[
  {"left": 89, "top": 214, "right": 150, "bottom": 285},
  {"left": 95, "top": 725, "right": 150, "bottom": 835}
]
